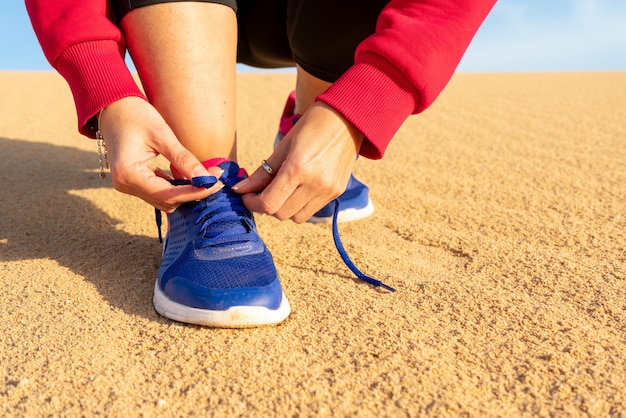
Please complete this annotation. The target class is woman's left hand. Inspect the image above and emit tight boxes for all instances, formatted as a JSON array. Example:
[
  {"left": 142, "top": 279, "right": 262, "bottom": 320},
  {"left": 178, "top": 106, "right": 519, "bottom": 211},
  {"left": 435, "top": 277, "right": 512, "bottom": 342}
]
[{"left": 232, "top": 101, "right": 363, "bottom": 223}]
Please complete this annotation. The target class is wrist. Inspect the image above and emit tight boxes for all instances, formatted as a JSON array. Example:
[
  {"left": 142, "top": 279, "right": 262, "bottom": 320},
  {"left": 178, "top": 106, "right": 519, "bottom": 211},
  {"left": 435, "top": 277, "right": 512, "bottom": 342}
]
[{"left": 315, "top": 101, "right": 364, "bottom": 155}]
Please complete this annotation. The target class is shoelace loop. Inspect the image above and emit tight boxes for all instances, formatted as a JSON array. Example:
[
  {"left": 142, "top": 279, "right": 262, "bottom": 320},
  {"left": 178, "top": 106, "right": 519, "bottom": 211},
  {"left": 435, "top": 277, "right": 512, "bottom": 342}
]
[
  {"left": 155, "top": 176, "right": 395, "bottom": 292},
  {"left": 191, "top": 176, "right": 254, "bottom": 247},
  {"left": 155, "top": 175, "right": 218, "bottom": 243}
]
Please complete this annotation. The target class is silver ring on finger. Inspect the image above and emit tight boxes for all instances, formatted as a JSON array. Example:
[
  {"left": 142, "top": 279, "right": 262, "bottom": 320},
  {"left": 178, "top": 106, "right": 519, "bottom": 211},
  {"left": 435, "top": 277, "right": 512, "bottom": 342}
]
[{"left": 261, "top": 160, "right": 276, "bottom": 177}]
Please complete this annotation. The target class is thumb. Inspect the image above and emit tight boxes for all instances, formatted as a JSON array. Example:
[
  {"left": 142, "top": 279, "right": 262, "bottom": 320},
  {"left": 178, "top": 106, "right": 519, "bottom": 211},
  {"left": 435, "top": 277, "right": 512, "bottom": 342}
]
[
  {"left": 231, "top": 160, "right": 277, "bottom": 194},
  {"left": 160, "top": 141, "right": 211, "bottom": 180}
]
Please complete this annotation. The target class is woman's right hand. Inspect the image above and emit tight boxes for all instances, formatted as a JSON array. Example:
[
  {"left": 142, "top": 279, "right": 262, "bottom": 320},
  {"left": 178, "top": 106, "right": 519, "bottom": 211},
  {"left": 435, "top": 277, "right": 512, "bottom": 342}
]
[{"left": 99, "top": 96, "right": 223, "bottom": 212}]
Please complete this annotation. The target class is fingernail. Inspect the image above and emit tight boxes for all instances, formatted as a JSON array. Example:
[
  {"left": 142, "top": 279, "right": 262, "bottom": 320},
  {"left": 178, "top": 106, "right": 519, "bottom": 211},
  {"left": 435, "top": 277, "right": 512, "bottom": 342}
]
[
  {"left": 231, "top": 178, "right": 248, "bottom": 191},
  {"left": 204, "top": 167, "right": 223, "bottom": 179}
]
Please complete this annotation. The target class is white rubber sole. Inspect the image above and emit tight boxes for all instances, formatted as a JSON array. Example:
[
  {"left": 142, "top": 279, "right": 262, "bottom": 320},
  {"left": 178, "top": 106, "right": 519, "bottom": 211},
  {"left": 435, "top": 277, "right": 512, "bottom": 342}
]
[
  {"left": 308, "top": 199, "right": 375, "bottom": 224},
  {"left": 153, "top": 282, "right": 291, "bottom": 328}
]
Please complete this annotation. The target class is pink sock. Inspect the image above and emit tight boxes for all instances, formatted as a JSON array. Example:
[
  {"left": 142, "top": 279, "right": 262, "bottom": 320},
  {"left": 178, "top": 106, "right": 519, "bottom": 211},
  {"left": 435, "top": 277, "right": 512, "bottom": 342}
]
[
  {"left": 170, "top": 157, "right": 231, "bottom": 179},
  {"left": 279, "top": 91, "right": 301, "bottom": 135}
]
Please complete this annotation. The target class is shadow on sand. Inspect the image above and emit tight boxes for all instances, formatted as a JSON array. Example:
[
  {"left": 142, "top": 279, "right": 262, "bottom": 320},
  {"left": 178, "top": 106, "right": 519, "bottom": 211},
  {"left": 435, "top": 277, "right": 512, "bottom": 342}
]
[{"left": 0, "top": 137, "right": 163, "bottom": 320}]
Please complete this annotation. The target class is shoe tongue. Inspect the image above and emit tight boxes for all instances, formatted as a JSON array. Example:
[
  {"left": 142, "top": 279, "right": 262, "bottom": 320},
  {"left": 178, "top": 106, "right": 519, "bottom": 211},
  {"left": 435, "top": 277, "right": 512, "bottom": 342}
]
[
  {"left": 215, "top": 160, "right": 248, "bottom": 188},
  {"left": 200, "top": 162, "right": 251, "bottom": 243},
  {"left": 216, "top": 160, "right": 240, "bottom": 176},
  {"left": 201, "top": 190, "right": 251, "bottom": 243}
]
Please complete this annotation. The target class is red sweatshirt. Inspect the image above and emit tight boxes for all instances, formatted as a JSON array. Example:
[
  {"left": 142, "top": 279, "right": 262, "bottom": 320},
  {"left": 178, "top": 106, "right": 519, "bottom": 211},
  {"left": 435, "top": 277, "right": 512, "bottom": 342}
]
[{"left": 25, "top": 0, "right": 495, "bottom": 159}]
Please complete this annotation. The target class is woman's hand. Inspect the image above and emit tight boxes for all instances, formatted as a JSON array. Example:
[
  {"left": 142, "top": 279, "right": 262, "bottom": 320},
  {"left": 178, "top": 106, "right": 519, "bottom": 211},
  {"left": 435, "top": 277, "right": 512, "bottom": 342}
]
[
  {"left": 233, "top": 101, "right": 363, "bottom": 223},
  {"left": 99, "top": 97, "right": 223, "bottom": 212}
]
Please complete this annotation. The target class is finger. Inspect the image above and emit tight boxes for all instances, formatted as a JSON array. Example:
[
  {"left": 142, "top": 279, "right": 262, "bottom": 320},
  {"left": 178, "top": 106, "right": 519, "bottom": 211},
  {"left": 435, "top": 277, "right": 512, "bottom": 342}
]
[
  {"left": 231, "top": 165, "right": 273, "bottom": 194},
  {"left": 128, "top": 167, "right": 223, "bottom": 213},
  {"left": 272, "top": 184, "right": 333, "bottom": 223},
  {"left": 158, "top": 139, "right": 211, "bottom": 180},
  {"left": 231, "top": 161, "right": 277, "bottom": 194},
  {"left": 159, "top": 182, "right": 224, "bottom": 212},
  {"left": 267, "top": 184, "right": 312, "bottom": 221},
  {"left": 241, "top": 167, "right": 300, "bottom": 215},
  {"left": 291, "top": 195, "right": 334, "bottom": 224},
  {"left": 154, "top": 167, "right": 174, "bottom": 180},
  {"left": 205, "top": 165, "right": 225, "bottom": 178},
  {"left": 153, "top": 164, "right": 224, "bottom": 210}
]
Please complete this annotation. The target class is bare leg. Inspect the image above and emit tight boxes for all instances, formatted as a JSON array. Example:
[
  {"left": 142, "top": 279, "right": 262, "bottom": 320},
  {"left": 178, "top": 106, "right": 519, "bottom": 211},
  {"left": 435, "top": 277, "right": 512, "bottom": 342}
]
[
  {"left": 294, "top": 64, "right": 332, "bottom": 115},
  {"left": 121, "top": 3, "right": 237, "bottom": 162}
]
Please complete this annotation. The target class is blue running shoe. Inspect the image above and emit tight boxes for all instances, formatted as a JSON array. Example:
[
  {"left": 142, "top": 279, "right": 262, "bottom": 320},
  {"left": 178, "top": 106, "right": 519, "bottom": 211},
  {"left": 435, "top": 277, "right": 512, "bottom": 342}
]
[
  {"left": 307, "top": 175, "right": 374, "bottom": 224},
  {"left": 153, "top": 161, "right": 290, "bottom": 327},
  {"left": 274, "top": 91, "right": 374, "bottom": 224}
]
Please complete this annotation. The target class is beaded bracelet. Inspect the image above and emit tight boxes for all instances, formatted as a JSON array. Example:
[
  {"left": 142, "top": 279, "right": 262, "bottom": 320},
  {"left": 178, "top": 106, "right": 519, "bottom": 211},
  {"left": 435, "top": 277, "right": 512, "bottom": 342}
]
[{"left": 95, "top": 108, "right": 109, "bottom": 179}]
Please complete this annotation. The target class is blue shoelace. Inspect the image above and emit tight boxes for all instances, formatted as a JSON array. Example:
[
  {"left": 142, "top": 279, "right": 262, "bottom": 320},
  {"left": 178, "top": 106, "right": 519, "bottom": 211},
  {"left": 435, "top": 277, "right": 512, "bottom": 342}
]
[{"left": 155, "top": 175, "right": 395, "bottom": 292}]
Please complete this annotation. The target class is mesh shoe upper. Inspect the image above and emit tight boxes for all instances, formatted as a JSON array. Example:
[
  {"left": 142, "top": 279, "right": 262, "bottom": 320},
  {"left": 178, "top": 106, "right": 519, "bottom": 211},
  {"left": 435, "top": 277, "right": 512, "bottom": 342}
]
[{"left": 157, "top": 161, "right": 284, "bottom": 311}]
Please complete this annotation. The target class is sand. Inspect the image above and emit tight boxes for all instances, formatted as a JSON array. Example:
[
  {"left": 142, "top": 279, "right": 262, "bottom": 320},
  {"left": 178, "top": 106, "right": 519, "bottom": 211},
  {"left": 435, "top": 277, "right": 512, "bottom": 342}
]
[{"left": 1, "top": 71, "right": 625, "bottom": 417}]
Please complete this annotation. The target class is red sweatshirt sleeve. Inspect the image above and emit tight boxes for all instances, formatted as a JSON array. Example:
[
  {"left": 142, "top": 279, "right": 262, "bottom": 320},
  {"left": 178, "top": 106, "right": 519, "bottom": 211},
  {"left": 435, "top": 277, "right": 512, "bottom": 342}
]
[
  {"left": 317, "top": 0, "right": 497, "bottom": 159},
  {"left": 25, "top": 0, "right": 146, "bottom": 138}
]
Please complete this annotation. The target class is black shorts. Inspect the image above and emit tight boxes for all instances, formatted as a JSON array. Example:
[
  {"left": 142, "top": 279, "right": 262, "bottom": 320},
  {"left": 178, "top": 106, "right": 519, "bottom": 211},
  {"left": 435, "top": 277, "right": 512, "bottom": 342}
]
[{"left": 112, "top": 0, "right": 388, "bottom": 82}]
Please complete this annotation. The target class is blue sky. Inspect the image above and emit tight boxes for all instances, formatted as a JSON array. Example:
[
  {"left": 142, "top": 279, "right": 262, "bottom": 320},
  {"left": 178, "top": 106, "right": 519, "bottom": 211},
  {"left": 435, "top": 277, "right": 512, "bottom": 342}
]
[{"left": 1, "top": 1, "right": 625, "bottom": 72}]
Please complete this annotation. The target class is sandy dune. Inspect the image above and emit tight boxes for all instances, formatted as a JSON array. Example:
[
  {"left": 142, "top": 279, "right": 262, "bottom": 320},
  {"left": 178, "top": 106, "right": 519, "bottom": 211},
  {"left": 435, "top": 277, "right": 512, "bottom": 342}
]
[{"left": 1, "top": 71, "right": 625, "bottom": 416}]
